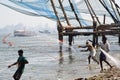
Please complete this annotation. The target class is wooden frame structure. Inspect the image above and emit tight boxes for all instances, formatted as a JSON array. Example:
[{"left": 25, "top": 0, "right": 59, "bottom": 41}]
[{"left": 50, "top": 0, "right": 120, "bottom": 51}]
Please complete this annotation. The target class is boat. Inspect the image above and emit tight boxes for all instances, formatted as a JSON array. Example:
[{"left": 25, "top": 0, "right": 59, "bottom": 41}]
[
  {"left": 39, "top": 30, "right": 50, "bottom": 34},
  {"left": 14, "top": 30, "right": 36, "bottom": 37}
]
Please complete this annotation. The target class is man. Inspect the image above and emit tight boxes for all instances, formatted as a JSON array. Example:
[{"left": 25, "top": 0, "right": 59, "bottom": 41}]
[
  {"left": 78, "top": 40, "right": 99, "bottom": 65},
  {"left": 99, "top": 36, "right": 112, "bottom": 72},
  {"left": 8, "top": 49, "right": 28, "bottom": 80}
]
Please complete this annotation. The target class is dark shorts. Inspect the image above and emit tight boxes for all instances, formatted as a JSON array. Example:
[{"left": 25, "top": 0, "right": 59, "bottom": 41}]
[
  {"left": 13, "top": 68, "right": 23, "bottom": 80},
  {"left": 100, "top": 52, "right": 106, "bottom": 61}
]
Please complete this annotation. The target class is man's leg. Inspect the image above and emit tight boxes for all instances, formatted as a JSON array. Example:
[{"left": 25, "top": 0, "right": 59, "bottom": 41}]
[
  {"left": 100, "top": 52, "right": 106, "bottom": 72},
  {"left": 13, "top": 70, "right": 18, "bottom": 80},
  {"left": 13, "top": 70, "right": 22, "bottom": 80},
  {"left": 88, "top": 55, "right": 91, "bottom": 64},
  {"left": 100, "top": 59, "right": 103, "bottom": 72},
  {"left": 92, "top": 56, "right": 99, "bottom": 64},
  {"left": 99, "top": 54, "right": 104, "bottom": 72},
  {"left": 104, "top": 60, "right": 112, "bottom": 69},
  {"left": 16, "top": 73, "right": 22, "bottom": 80}
]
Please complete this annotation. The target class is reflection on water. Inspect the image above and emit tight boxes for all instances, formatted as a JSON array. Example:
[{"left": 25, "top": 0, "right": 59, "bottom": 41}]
[
  {"left": 59, "top": 48, "right": 74, "bottom": 64},
  {"left": 68, "top": 48, "right": 74, "bottom": 64},
  {"left": 59, "top": 51, "right": 64, "bottom": 64}
]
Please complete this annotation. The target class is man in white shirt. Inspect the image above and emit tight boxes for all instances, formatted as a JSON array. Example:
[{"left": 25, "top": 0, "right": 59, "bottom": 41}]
[{"left": 99, "top": 36, "right": 112, "bottom": 72}]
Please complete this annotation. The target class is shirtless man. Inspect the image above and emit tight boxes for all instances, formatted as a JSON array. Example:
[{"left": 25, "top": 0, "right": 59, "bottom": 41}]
[{"left": 78, "top": 40, "right": 99, "bottom": 64}]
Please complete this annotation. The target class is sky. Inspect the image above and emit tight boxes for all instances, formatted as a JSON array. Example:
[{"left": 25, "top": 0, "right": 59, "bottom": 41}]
[
  {"left": 0, "top": 3, "right": 56, "bottom": 29},
  {"left": 0, "top": 0, "right": 120, "bottom": 29}
]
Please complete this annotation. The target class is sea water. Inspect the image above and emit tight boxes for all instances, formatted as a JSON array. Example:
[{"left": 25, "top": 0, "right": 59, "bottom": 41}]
[{"left": 0, "top": 33, "right": 120, "bottom": 80}]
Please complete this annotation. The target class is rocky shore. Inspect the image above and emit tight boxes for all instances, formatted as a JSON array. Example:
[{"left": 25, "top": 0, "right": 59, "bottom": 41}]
[{"left": 75, "top": 66, "right": 120, "bottom": 80}]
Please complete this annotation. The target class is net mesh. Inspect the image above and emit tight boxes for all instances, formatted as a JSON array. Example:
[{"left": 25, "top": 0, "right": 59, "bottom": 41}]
[{"left": 0, "top": 0, "right": 120, "bottom": 26}]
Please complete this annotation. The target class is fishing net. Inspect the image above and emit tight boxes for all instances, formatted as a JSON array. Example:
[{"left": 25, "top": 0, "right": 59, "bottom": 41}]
[{"left": 0, "top": 0, "right": 120, "bottom": 26}]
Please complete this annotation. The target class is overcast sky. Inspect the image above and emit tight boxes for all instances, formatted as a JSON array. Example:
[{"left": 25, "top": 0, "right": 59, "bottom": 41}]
[
  {"left": 0, "top": 3, "right": 56, "bottom": 29},
  {"left": 0, "top": 0, "right": 120, "bottom": 29}
]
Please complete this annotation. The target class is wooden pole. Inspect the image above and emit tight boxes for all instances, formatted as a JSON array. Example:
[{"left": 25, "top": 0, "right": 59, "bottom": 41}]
[
  {"left": 84, "top": 0, "right": 94, "bottom": 21},
  {"left": 87, "top": 0, "right": 101, "bottom": 24},
  {"left": 112, "top": 0, "right": 120, "bottom": 17},
  {"left": 112, "top": 0, "right": 120, "bottom": 45},
  {"left": 50, "top": 0, "right": 62, "bottom": 27},
  {"left": 50, "top": 0, "right": 63, "bottom": 51},
  {"left": 109, "top": 0, "right": 119, "bottom": 21},
  {"left": 118, "top": 34, "right": 120, "bottom": 45},
  {"left": 68, "top": 0, "right": 82, "bottom": 27},
  {"left": 57, "top": 21, "right": 63, "bottom": 51},
  {"left": 99, "top": 0, "right": 118, "bottom": 23},
  {"left": 58, "top": 0, "right": 74, "bottom": 47},
  {"left": 103, "top": 14, "right": 106, "bottom": 24},
  {"left": 93, "top": 20, "right": 97, "bottom": 47},
  {"left": 58, "top": 0, "right": 71, "bottom": 26}
]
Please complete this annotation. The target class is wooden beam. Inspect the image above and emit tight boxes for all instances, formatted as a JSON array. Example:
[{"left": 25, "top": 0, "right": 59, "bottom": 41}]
[
  {"left": 97, "top": 23, "right": 120, "bottom": 30},
  {"left": 63, "top": 23, "right": 120, "bottom": 30},
  {"left": 63, "top": 30, "right": 120, "bottom": 36},
  {"left": 64, "top": 26, "right": 93, "bottom": 30}
]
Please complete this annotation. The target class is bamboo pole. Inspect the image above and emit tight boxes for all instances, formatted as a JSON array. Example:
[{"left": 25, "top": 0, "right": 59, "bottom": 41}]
[
  {"left": 50, "top": 0, "right": 62, "bottom": 27},
  {"left": 109, "top": 0, "right": 119, "bottom": 21},
  {"left": 110, "top": 0, "right": 120, "bottom": 44},
  {"left": 50, "top": 0, "right": 63, "bottom": 51},
  {"left": 112, "top": 0, "right": 120, "bottom": 17},
  {"left": 58, "top": 0, "right": 71, "bottom": 26},
  {"left": 99, "top": 0, "right": 118, "bottom": 23},
  {"left": 87, "top": 0, "right": 101, "bottom": 24},
  {"left": 68, "top": 0, "right": 82, "bottom": 27},
  {"left": 58, "top": 0, "right": 74, "bottom": 47},
  {"left": 118, "top": 29, "right": 120, "bottom": 45},
  {"left": 84, "top": 0, "right": 94, "bottom": 21},
  {"left": 103, "top": 14, "right": 106, "bottom": 24},
  {"left": 114, "top": 1, "right": 120, "bottom": 44}
]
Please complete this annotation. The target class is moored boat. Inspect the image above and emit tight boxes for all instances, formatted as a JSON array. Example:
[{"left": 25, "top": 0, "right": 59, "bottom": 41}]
[{"left": 14, "top": 30, "right": 36, "bottom": 37}]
